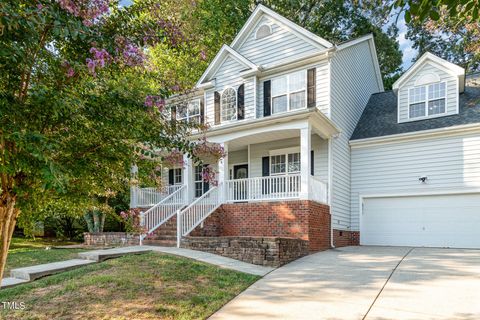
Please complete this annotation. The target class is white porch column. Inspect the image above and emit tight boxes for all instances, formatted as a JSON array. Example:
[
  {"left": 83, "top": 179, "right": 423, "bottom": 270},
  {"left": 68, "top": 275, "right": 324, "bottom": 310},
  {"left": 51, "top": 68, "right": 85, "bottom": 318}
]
[
  {"left": 300, "top": 125, "right": 311, "bottom": 200},
  {"left": 183, "top": 154, "right": 194, "bottom": 202},
  {"left": 218, "top": 142, "right": 229, "bottom": 202}
]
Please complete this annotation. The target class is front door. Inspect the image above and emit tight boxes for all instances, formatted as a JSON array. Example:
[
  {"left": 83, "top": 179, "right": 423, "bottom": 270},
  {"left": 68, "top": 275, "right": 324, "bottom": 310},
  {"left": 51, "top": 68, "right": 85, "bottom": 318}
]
[{"left": 233, "top": 164, "right": 248, "bottom": 201}]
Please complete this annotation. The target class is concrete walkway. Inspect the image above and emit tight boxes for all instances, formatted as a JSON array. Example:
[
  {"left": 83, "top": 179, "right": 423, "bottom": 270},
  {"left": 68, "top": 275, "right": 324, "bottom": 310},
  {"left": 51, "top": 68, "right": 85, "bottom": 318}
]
[
  {"left": 145, "top": 246, "right": 274, "bottom": 276},
  {"left": 211, "top": 246, "right": 480, "bottom": 320}
]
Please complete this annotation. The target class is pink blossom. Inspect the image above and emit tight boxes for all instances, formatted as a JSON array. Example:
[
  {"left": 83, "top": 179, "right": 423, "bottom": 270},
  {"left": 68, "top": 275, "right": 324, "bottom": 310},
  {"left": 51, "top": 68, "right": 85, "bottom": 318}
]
[
  {"left": 199, "top": 50, "right": 207, "bottom": 61},
  {"left": 37, "top": 3, "right": 44, "bottom": 10},
  {"left": 57, "top": 0, "right": 110, "bottom": 26},
  {"left": 66, "top": 67, "right": 75, "bottom": 77}
]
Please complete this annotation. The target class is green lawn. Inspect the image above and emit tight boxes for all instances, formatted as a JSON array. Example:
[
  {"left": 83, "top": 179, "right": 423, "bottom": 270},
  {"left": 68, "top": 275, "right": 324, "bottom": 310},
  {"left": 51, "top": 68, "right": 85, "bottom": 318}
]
[
  {"left": 5, "top": 237, "right": 87, "bottom": 275},
  {"left": 0, "top": 252, "right": 259, "bottom": 320}
]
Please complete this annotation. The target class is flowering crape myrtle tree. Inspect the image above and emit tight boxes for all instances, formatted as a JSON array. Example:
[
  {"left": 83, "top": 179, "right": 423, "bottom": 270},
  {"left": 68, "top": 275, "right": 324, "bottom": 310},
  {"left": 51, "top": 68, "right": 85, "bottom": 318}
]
[{"left": 0, "top": 0, "right": 205, "bottom": 282}]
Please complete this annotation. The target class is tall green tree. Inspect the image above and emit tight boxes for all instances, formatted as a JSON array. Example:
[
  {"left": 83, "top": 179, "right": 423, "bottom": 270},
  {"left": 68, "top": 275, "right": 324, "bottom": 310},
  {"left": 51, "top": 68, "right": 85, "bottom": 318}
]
[
  {"left": 0, "top": 0, "right": 198, "bottom": 282},
  {"left": 393, "top": 0, "right": 480, "bottom": 72}
]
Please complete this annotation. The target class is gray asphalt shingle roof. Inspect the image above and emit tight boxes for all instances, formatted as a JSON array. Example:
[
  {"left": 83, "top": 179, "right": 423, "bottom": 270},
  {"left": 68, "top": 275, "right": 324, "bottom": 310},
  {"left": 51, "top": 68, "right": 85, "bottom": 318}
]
[{"left": 350, "top": 75, "right": 480, "bottom": 140}]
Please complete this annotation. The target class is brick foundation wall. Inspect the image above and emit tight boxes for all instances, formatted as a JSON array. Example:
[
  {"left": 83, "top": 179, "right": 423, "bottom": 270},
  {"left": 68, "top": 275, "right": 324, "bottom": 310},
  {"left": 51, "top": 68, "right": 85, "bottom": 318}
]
[
  {"left": 333, "top": 230, "right": 360, "bottom": 247},
  {"left": 190, "top": 201, "right": 331, "bottom": 252},
  {"left": 181, "top": 236, "right": 309, "bottom": 267},
  {"left": 83, "top": 232, "right": 140, "bottom": 246}
]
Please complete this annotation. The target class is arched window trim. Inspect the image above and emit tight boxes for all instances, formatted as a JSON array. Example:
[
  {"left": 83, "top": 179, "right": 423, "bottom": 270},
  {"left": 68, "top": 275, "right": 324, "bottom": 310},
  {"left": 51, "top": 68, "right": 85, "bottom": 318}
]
[
  {"left": 255, "top": 23, "right": 273, "bottom": 40},
  {"left": 221, "top": 86, "right": 237, "bottom": 122}
]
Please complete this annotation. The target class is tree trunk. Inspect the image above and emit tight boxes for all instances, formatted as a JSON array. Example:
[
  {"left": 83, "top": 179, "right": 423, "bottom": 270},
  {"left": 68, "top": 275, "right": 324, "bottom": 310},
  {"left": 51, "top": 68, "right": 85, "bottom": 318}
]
[{"left": 0, "top": 195, "right": 19, "bottom": 284}]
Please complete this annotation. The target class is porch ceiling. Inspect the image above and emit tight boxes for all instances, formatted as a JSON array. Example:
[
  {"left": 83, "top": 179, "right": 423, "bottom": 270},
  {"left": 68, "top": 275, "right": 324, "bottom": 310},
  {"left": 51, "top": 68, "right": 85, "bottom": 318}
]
[{"left": 228, "top": 129, "right": 301, "bottom": 151}]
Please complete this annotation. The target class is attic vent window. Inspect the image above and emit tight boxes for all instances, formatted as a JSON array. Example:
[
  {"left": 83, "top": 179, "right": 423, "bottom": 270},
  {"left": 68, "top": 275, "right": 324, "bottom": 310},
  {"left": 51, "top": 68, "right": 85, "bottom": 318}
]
[{"left": 256, "top": 24, "right": 272, "bottom": 39}]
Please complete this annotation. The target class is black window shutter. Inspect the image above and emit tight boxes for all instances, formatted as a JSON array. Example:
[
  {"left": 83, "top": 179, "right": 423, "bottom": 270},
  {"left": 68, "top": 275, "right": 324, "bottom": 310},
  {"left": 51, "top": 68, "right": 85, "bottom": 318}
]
[
  {"left": 263, "top": 80, "right": 271, "bottom": 117},
  {"left": 214, "top": 92, "right": 221, "bottom": 125},
  {"left": 168, "top": 169, "right": 174, "bottom": 185},
  {"left": 200, "top": 98, "right": 205, "bottom": 124},
  {"left": 307, "top": 68, "right": 316, "bottom": 108},
  {"left": 310, "top": 150, "right": 314, "bottom": 176},
  {"left": 237, "top": 84, "right": 245, "bottom": 120},
  {"left": 262, "top": 156, "right": 270, "bottom": 176},
  {"left": 261, "top": 156, "right": 270, "bottom": 194}
]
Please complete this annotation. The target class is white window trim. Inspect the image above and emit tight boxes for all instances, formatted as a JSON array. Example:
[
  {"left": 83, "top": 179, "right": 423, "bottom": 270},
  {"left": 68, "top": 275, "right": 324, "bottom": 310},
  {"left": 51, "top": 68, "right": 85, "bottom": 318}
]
[
  {"left": 221, "top": 86, "right": 238, "bottom": 122},
  {"left": 255, "top": 23, "right": 273, "bottom": 40},
  {"left": 175, "top": 99, "right": 201, "bottom": 123},
  {"left": 173, "top": 168, "right": 183, "bottom": 185},
  {"left": 269, "top": 147, "right": 301, "bottom": 176},
  {"left": 408, "top": 81, "right": 447, "bottom": 120},
  {"left": 270, "top": 71, "right": 307, "bottom": 115}
]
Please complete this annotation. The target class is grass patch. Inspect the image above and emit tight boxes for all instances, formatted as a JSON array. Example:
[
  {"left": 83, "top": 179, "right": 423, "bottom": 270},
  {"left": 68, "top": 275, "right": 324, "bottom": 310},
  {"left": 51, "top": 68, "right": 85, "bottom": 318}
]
[
  {"left": 0, "top": 252, "right": 259, "bottom": 320},
  {"left": 5, "top": 237, "right": 87, "bottom": 275}
]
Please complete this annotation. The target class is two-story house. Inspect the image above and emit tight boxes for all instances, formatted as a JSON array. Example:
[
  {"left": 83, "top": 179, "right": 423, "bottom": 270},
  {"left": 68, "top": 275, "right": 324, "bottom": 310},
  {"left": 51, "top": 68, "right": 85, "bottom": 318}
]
[{"left": 131, "top": 4, "right": 480, "bottom": 265}]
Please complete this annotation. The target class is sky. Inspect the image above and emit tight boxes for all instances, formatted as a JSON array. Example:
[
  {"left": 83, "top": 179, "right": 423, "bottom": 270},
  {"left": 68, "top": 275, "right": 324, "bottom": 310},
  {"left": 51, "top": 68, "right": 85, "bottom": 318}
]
[{"left": 118, "top": 0, "right": 416, "bottom": 70}]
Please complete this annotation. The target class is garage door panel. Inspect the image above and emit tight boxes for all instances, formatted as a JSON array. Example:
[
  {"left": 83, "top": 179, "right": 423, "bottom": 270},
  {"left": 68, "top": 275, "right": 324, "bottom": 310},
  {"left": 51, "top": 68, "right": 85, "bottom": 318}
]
[{"left": 361, "top": 194, "right": 480, "bottom": 249}]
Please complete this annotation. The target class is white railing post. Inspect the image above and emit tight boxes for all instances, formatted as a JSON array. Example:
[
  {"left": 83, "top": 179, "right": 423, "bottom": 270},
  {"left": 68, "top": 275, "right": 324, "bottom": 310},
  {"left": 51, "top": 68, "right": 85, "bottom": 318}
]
[
  {"left": 176, "top": 209, "right": 181, "bottom": 248},
  {"left": 139, "top": 211, "right": 145, "bottom": 245},
  {"left": 130, "top": 186, "right": 137, "bottom": 208},
  {"left": 300, "top": 125, "right": 311, "bottom": 200}
]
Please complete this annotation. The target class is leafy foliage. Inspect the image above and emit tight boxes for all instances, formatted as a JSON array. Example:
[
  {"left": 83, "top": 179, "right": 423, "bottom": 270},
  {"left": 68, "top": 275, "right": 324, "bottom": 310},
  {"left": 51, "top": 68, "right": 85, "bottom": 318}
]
[{"left": 393, "top": 0, "right": 480, "bottom": 73}]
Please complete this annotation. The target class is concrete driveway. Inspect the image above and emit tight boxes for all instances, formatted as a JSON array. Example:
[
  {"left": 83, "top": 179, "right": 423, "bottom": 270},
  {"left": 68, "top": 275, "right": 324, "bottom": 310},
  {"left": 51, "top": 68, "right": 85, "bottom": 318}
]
[{"left": 210, "top": 246, "right": 480, "bottom": 320}]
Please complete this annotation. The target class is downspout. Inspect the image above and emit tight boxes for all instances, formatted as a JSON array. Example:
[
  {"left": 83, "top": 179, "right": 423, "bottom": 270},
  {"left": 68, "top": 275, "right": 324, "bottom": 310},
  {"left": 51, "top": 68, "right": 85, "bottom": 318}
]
[{"left": 328, "top": 137, "right": 335, "bottom": 248}]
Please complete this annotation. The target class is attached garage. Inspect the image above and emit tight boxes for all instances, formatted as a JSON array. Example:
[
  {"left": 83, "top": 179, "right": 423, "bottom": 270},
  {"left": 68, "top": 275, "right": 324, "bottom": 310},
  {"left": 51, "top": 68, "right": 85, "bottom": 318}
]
[{"left": 361, "top": 193, "right": 480, "bottom": 249}]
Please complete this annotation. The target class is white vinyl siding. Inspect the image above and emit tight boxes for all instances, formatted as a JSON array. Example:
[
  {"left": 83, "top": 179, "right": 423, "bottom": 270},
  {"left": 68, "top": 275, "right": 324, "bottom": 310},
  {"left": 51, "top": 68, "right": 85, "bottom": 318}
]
[
  {"left": 398, "top": 62, "right": 458, "bottom": 122},
  {"left": 351, "top": 132, "right": 480, "bottom": 231},
  {"left": 257, "top": 61, "right": 330, "bottom": 118},
  {"left": 205, "top": 55, "right": 255, "bottom": 126},
  {"left": 330, "top": 40, "right": 381, "bottom": 230},
  {"left": 238, "top": 15, "right": 322, "bottom": 67}
]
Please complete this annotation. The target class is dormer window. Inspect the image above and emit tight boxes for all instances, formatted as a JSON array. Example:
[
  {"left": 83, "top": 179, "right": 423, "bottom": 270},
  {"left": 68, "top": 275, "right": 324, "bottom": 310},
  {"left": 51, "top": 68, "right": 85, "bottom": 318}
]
[
  {"left": 221, "top": 87, "right": 237, "bottom": 121},
  {"left": 256, "top": 24, "right": 272, "bottom": 39},
  {"left": 408, "top": 82, "right": 446, "bottom": 119}
]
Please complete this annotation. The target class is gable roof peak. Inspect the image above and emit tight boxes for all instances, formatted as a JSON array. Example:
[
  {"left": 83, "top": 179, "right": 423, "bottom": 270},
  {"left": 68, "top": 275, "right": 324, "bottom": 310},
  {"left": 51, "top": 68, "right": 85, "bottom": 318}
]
[
  {"left": 196, "top": 44, "right": 258, "bottom": 87},
  {"left": 230, "top": 4, "right": 333, "bottom": 51},
  {"left": 392, "top": 52, "right": 465, "bottom": 92}
]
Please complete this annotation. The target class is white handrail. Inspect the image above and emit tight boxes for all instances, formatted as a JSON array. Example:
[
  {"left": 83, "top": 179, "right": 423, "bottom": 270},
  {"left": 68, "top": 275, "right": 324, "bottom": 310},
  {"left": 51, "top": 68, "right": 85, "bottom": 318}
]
[
  {"left": 131, "top": 185, "right": 182, "bottom": 208},
  {"left": 309, "top": 176, "right": 328, "bottom": 204},
  {"left": 177, "top": 183, "right": 222, "bottom": 247},
  {"left": 225, "top": 174, "right": 301, "bottom": 202},
  {"left": 140, "top": 185, "right": 187, "bottom": 242}
]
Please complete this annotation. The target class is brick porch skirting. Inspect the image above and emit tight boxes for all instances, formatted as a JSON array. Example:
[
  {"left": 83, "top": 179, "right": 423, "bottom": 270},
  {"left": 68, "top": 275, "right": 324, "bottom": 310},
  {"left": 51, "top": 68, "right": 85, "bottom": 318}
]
[
  {"left": 181, "top": 236, "right": 309, "bottom": 267},
  {"left": 189, "top": 200, "right": 331, "bottom": 252},
  {"left": 83, "top": 232, "right": 140, "bottom": 246}
]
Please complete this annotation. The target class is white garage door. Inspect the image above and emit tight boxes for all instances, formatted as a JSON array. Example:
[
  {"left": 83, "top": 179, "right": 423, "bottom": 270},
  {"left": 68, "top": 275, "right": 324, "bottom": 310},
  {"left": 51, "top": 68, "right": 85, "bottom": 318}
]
[{"left": 361, "top": 193, "right": 480, "bottom": 248}]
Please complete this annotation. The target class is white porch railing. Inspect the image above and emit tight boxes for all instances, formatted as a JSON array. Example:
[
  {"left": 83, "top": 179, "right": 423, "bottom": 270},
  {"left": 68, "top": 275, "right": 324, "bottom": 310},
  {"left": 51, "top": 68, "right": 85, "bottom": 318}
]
[
  {"left": 131, "top": 185, "right": 182, "bottom": 208},
  {"left": 177, "top": 183, "right": 222, "bottom": 247},
  {"left": 225, "top": 174, "right": 301, "bottom": 202},
  {"left": 140, "top": 185, "right": 187, "bottom": 243},
  {"left": 309, "top": 176, "right": 328, "bottom": 204}
]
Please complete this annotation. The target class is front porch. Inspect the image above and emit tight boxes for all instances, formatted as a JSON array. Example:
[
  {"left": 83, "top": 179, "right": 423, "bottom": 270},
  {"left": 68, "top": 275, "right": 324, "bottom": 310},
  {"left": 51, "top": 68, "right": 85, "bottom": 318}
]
[{"left": 131, "top": 116, "right": 338, "bottom": 265}]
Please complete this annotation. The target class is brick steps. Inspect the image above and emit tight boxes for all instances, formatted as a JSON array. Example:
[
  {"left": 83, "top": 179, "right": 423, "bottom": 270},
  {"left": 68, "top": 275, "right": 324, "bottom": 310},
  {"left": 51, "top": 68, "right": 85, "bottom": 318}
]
[{"left": 144, "top": 215, "right": 178, "bottom": 247}]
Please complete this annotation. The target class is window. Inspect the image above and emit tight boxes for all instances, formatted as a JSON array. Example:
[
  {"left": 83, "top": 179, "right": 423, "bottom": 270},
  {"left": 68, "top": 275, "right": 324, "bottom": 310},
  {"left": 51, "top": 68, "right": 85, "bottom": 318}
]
[
  {"left": 256, "top": 24, "right": 272, "bottom": 39},
  {"left": 221, "top": 88, "right": 237, "bottom": 121},
  {"left": 175, "top": 99, "right": 201, "bottom": 123},
  {"left": 270, "top": 152, "right": 300, "bottom": 175},
  {"left": 194, "top": 166, "right": 204, "bottom": 198},
  {"left": 271, "top": 70, "right": 306, "bottom": 114},
  {"left": 408, "top": 82, "right": 446, "bottom": 119},
  {"left": 173, "top": 168, "right": 182, "bottom": 185}
]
